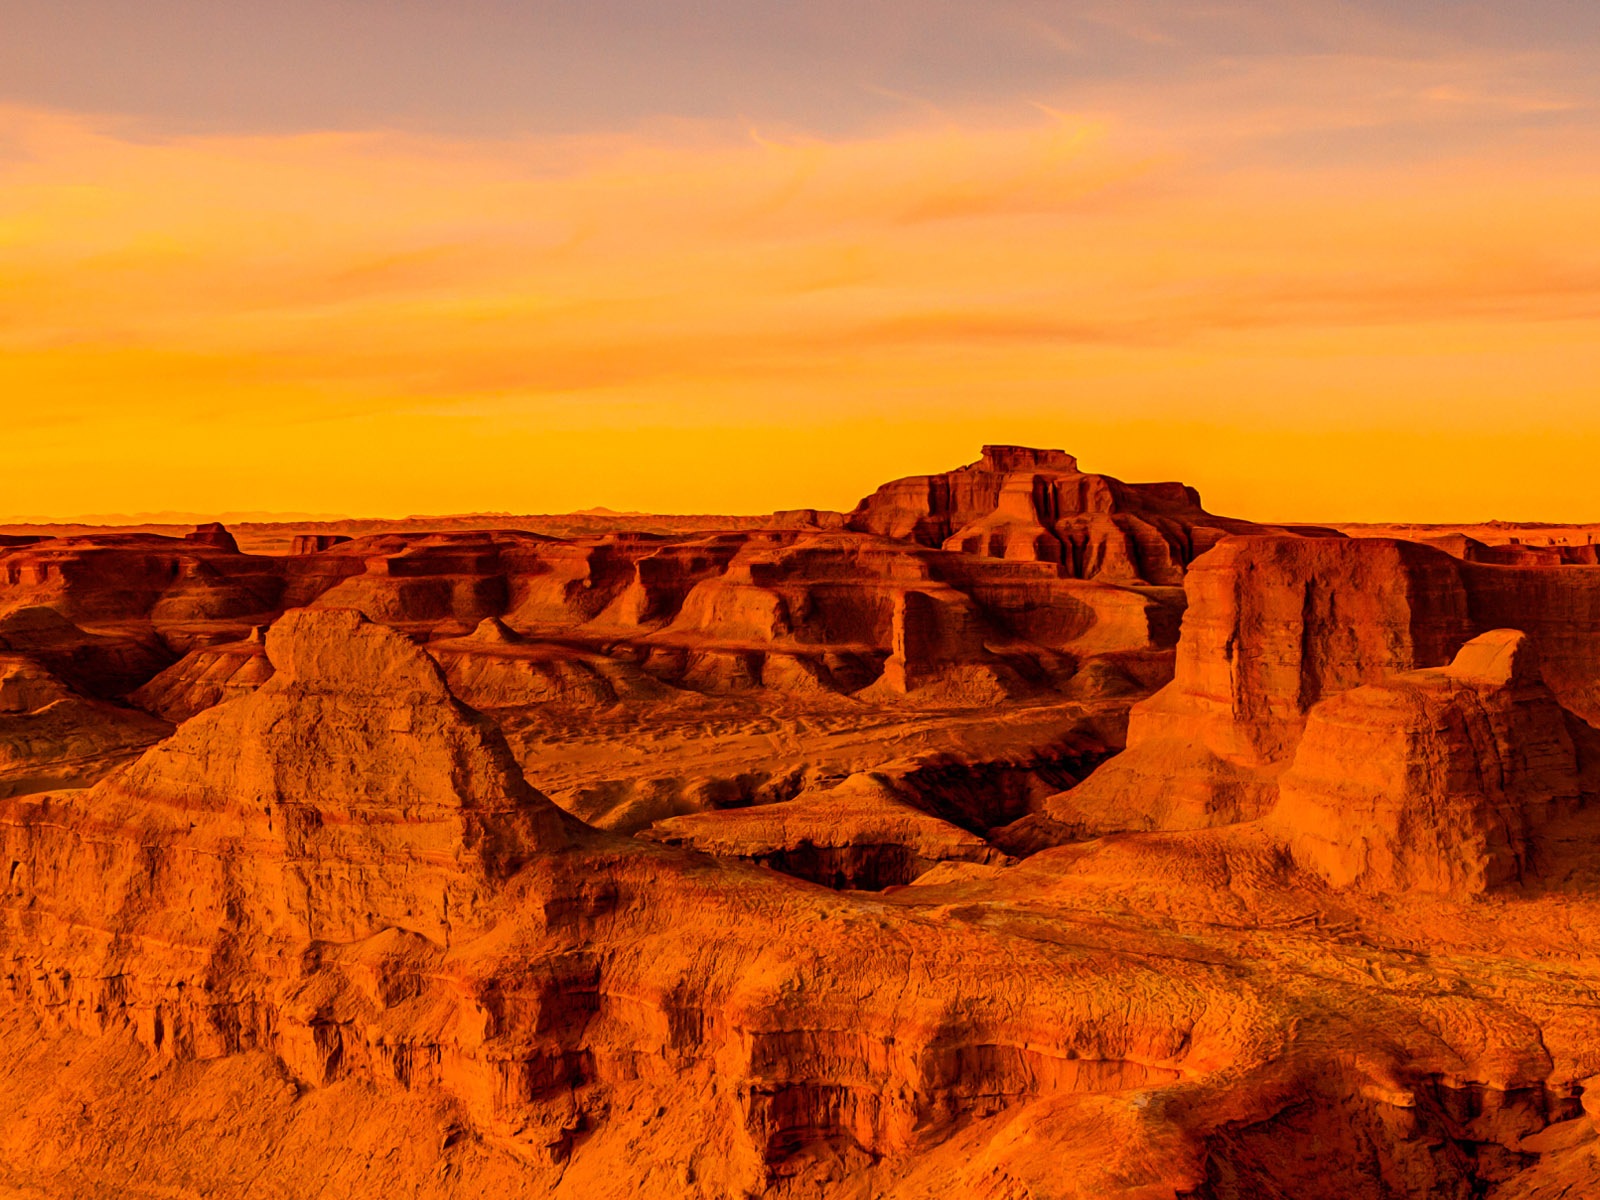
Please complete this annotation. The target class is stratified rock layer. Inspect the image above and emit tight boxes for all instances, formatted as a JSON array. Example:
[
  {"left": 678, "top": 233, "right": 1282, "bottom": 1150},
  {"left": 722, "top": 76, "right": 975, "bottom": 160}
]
[
  {"left": 5, "top": 453, "right": 1600, "bottom": 1198},
  {"left": 0, "top": 654, "right": 171, "bottom": 796},
  {"left": 1271, "top": 630, "right": 1583, "bottom": 895},
  {"left": 846, "top": 444, "right": 1316, "bottom": 584},
  {"left": 1048, "top": 536, "right": 1600, "bottom": 836},
  {"left": 643, "top": 773, "right": 1010, "bottom": 889},
  {"left": 129, "top": 629, "right": 274, "bottom": 722},
  {"left": 7, "top": 609, "right": 575, "bottom": 948}
]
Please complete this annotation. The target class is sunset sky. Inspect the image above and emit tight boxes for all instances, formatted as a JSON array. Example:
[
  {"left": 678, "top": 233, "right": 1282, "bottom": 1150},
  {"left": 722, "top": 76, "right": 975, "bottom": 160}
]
[{"left": 5, "top": 1, "right": 1600, "bottom": 521}]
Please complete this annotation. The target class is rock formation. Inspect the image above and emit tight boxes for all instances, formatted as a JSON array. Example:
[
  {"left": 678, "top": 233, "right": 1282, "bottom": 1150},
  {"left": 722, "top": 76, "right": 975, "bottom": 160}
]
[
  {"left": 427, "top": 617, "right": 667, "bottom": 709},
  {"left": 0, "top": 533, "right": 284, "bottom": 642},
  {"left": 185, "top": 521, "right": 241, "bottom": 553},
  {"left": 643, "top": 772, "right": 1010, "bottom": 889},
  {"left": 130, "top": 628, "right": 275, "bottom": 722},
  {"left": 0, "top": 653, "right": 171, "bottom": 795},
  {"left": 846, "top": 444, "right": 1323, "bottom": 584},
  {"left": 6, "top": 608, "right": 576, "bottom": 949},
  {"left": 3, "top": 450, "right": 1600, "bottom": 1198},
  {"left": 1041, "top": 535, "right": 1600, "bottom": 839},
  {"left": 1270, "top": 630, "right": 1585, "bottom": 895}
]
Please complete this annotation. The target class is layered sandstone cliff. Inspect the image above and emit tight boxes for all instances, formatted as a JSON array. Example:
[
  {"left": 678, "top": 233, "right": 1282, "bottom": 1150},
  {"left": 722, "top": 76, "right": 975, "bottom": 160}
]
[
  {"left": 1270, "top": 630, "right": 1583, "bottom": 895},
  {"left": 845, "top": 444, "right": 1317, "bottom": 584},
  {"left": 129, "top": 627, "right": 275, "bottom": 722},
  {"left": 0, "top": 607, "right": 1255, "bottom": 1197},
  {"left": 5, "top": 455, "right": 1600, "bottom": 1198},
  {"left": 1043, "top": 535, "right": 1600, "bottom": 839}
]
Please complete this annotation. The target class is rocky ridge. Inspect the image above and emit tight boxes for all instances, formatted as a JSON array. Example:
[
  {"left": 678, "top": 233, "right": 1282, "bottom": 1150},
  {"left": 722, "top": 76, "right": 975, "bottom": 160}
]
[{"left": 2, "top": 449, "right": 1600, "bottom": 1197}]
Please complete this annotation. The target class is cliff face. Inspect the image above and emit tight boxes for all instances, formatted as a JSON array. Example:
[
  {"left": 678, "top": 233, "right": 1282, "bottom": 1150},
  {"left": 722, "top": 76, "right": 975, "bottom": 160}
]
[
  {"left": 1045, "top": 536, "right": 1600, "bottom": 838},
  {"left": 845, "top": 444, "right": 1308, "bottom": 584},
  {"left": 0, "top": 533, "right": 285, "bottom": 638},
  {"left": 1135, "top": 536, "right": 1474, "bottom": 768},
  {"left": 0, "top": 607, "right": 1245, "bottom": 1197},
  {"left": 1271, "top": 630, "right": 1583, "bottom": 895},
  {"left": 6, "top": 452, "right": 1600, "bottom": 1198}
]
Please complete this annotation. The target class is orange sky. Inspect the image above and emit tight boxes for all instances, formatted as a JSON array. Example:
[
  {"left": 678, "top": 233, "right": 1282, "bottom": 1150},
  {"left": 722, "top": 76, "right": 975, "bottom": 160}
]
[{"left": 5, "top": 5, "right": 1600, "bottom": 522}]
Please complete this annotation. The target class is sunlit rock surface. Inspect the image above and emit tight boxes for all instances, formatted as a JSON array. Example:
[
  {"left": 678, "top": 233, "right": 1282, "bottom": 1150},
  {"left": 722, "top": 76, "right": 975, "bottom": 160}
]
[{"left": 1, "top": 450, "right": 1599, "bottom": 1198}]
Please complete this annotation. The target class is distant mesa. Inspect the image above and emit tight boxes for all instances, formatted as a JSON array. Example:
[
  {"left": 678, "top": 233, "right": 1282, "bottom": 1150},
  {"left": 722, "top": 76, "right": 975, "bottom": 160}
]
[
  {"left": 183, "top": 521, "right": 239, "bottom": 553},
  {"left": 772, "top": 507, "right": 849, "bottom": 530},
  {"left": 845, "top": 443, "right": 1318, "bottom": 585},
  {"left": 289, "top": 533, "right": 352, "bottom": 555}
]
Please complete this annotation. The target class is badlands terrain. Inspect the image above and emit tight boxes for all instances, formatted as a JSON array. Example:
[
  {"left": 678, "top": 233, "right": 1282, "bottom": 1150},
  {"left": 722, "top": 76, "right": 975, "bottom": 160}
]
[{"left": 3, "top": 445, "right": 1600, "bottom": 1198}]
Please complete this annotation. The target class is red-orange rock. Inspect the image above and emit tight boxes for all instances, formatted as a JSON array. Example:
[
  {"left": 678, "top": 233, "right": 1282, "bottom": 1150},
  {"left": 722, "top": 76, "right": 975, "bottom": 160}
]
[
  {"left": 10, "top": 608, "right": 577, "bottom": 947},
  {"left": 846, "top": 444, "right": 1309, "bottom": 584},
  {"left": 427, "top": 617, "right": 667, "bottom": 709},
  {"left": 642, "top": 772, "right": 1010, "bottom": 889},
  {"left": 0, "top": 605, "right": 173, "bottom": 699},
  {"left": 1270, "top": 630, "right": 1586, "bottom": 894},
  {"left": 184, "top": 521, "right": 240, "bottom": 553},
  {"left": 0, "top": 653, "right": 172, "bottom": 796},
  {"left": 289, "top": 533, "right": 352, "bottom": 554},
  {"left": 1047, "top": 536, "right": 1600, "bottom": 841},
  {"left": 130, "top": 633, "right": 275, "bottom": 722},
  {"left": 3, "top": 451, "right": 1600, "bottom": 1199},
  {"left": 1046, "top": 536, "right": 1474, "bottom": 833}
]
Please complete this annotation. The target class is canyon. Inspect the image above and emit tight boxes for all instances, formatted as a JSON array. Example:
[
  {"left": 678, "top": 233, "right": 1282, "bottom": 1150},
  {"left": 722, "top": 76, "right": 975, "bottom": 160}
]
[{"left": 3, "top": 446, "right": 1600, "bottom": 1198}]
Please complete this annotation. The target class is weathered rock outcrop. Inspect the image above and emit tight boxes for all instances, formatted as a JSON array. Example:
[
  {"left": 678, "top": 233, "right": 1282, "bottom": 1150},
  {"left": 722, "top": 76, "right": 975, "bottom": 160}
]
[
  {"left": 1047, "top": 536, "right": 1475, "bottom": 833},
  {"left": 1044, "top": 536, "right": 1600, "bottom": 841},
  {"left": 129, "top": 628, "right": 274, "bottom": 722},
  {"left": 1270, "top": 630, "right": 1585, "bottom": 895},
  {"left": 282, "top": 532, "right": 538, "bottom": 632},
  {"left": 5, "top": 608, "right": 576, "bottom": 948},
  {"left": 0, "top": 534, "right": 284, "bottom": 644},
  {"left": 289, "top": 533, "right": 352, "bottom": 554},
  {"left": 656, "top": 531, "right": 1181, "bottom": 704},
  {"left": 184, "top": 521, "right": 240, "bottom": 553},
  {"left": 1459, "top": 560, "right": 1600, "bottom": 726},
  {"left": 0, "top": 654, "right": 171, "bottom": 796},
  {"left": 846, "top": 444, "right": 1308, "bottom": 584},
  {"left": 643, "top": 773, "right": 1010, "bottom": 889},
  {"left": 0, "top": 606, "right": 173, "bottom": 699},
  {"left": 428, "top": 617, "right": 668, "bottom": 709}
]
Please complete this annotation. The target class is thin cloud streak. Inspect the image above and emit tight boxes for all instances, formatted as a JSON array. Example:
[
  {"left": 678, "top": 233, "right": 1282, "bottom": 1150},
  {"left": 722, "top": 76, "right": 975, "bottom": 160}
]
[{"left": 3, "top": 31, "right": 1600, "bottom": 519}]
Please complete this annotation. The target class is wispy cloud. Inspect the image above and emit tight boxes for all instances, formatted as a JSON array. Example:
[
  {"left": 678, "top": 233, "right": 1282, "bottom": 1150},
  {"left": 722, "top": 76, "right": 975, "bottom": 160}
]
[{"left": 3, "top": 37, "right": 1600, "bottom": 519}]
